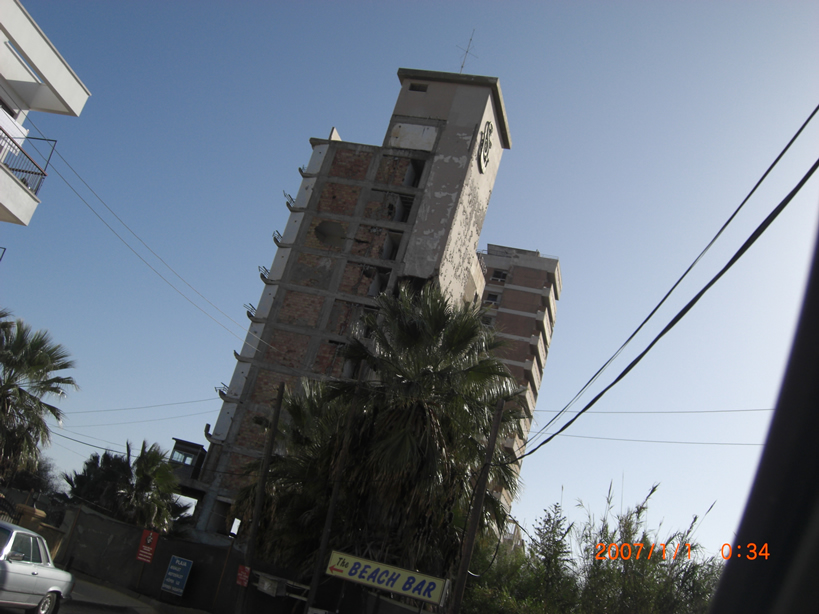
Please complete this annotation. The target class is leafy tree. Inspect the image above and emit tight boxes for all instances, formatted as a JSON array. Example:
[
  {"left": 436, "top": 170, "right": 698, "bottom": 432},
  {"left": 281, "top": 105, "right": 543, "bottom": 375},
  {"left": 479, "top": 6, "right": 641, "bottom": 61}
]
[
  {"left": 63, "top": 449, "right": 131, "bottom": 518},
  {"left": 531, "top": 504, "right": 579, "bottom": 612},
  {"left": 0, "top": 309, "right": 77, "bottom": 483},
  {"left": 575, "top": 484, "right": 721, "bottom": 614},
  {"left": 462, "top": 534, "right": 543, "bottom": 614},
  {"left": 233, "top": 284, "right": 522, "bottom": 580},
  {"left": 64, "top": 440, "right": 185, "bottom": 532},
  {"left": 6, "top": 456, "right": 63, "bottom": 494},
  {"left": 461, "top": 487, "right": 723, "bottom": 614}
]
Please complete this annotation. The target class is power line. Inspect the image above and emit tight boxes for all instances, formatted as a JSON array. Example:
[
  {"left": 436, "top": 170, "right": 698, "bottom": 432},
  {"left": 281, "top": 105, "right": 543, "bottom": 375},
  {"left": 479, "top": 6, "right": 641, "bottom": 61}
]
[
  {"left": 51, "top": 431, "right": 125, "bottom": 452},
  {"left": 67, "top": 397, "right": 218, "bottom": 415},
  {"left": 60, "top": 429, "right": 132, "bottom": 448},
  {"left": 50, "top": 440, "right": 94, "bottom": 460},
  {"left": 526, "top": 100, "right": 819, "bottom": 449},
  {"left": 533, "top": 407, "right": 774, "bottom": 415},
  {"left": 508, "top": 153, "right": 819, "bottom": 465},
  {"left": 550, "top": 433, "right": 763, "bottom": 447},
  {"left": 3, "top": 89, "right": 279, "bottom": 356},
  {"left": 68, "top": 408, "right": 218, "bottom": 428}
]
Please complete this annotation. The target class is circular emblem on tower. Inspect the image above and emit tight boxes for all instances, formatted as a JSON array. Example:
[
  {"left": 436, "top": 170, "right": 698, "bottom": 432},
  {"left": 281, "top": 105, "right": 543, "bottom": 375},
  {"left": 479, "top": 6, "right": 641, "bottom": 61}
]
[{"left": 477, "top": 121, "right": 493, "bottom": 173}]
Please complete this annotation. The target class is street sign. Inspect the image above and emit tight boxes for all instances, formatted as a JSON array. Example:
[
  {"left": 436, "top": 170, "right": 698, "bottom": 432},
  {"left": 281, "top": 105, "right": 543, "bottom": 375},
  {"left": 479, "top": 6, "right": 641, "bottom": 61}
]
[
  {"left": 136, "top": 530, "right": 159, "bottom": 564},
  {"left": 325, "top": 550, "right": 448, "bottom": 606},
  {"left": 161, "top": 555, "right": 193, "bottom": 596},
  {"left": 236, "top": 565, "right": 251, "bottom": 587}
]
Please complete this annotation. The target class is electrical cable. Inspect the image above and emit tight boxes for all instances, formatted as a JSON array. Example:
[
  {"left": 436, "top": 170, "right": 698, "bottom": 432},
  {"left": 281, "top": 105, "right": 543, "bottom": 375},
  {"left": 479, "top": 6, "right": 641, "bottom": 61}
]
[
  {"left": 60, "top": 429, "right": 127, "bottom": 448},
  {"left": 2, "top": 88, "right": 280, "bottom": 356},
  {"left": 525, "top": 100, "right": 819, "bottom": 448},
  {"left": 533, "top": 407, "right": 773, "bottom": 415},
  {"left": 51, "top": 431, "right": 125, "bottom": 452},
  {"left": 67, "top": 408, "right": 218, "bottom": 428},
  {"left": 67, "top": 397, "right": 218, "bottom": 414},
  {"left": 27, "top": 114, "right": 258, "bottom": 336},
  {"left": 50, "top": 440, "right": 93, "bottom": 460},
  {"left": 551, "top": 433, "right": 763, "bottom": 446},
  {"left": 467, "top": 530, "right": 503, "bottom": 578},
  {"left": 507, "top": 154, "right": 819, "bottom": 465}
]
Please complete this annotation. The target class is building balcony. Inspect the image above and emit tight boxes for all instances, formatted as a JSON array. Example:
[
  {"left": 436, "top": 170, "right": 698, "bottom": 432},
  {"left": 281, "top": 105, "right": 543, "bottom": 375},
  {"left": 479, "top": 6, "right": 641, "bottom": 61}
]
[
  {"left": 0, "top": 126, "right": 46, "bottom": 225},
  {"left": 523, "top": 357, "right": 542, "bottom": 392},
  {"left": 522, "top": 384, "right": 536, "bottom": 418},
  {"left": 541, "top": 283, "right": 557, "bottom": 325},
  {"left": 529, "top": 331, "right": 547, "bottom": 369},
  {"left": 535, "top": 309, "right": 552, "bottom": 346}
]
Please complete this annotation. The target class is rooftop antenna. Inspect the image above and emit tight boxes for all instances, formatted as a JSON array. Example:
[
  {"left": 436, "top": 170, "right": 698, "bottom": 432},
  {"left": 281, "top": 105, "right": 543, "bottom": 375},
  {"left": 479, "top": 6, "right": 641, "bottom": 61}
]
[{"left": 457, "top": 29, "right": 478, "bottom": 73}]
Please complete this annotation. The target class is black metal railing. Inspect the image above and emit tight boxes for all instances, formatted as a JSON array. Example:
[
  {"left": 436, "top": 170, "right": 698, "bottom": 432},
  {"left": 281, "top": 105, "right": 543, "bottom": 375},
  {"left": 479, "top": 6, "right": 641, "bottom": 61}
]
[
  {"left": 214, "top": 383, "right": 229, "bottom": 395},
  {"left": 0, "top": 125, "right": 46, "bottom": 195}
]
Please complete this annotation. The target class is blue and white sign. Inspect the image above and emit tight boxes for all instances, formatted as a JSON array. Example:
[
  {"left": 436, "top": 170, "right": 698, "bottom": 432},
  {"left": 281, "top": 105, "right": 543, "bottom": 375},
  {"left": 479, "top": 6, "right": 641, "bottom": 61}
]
[{"left": 161, "top": 555, "right": 193, "bottom": 596}]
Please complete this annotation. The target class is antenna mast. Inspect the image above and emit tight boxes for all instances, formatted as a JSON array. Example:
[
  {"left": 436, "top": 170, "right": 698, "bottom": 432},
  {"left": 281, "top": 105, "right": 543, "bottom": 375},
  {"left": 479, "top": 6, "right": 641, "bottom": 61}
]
[{"left": 457, "top": 29, "right": 477, "bottom": 73}]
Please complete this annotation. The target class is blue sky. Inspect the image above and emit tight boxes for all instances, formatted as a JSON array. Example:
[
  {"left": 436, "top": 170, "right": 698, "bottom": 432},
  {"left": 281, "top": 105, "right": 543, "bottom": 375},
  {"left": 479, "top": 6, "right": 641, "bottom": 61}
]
[{"left": 3, "top": 1, "right": 818, "bottom": 559}]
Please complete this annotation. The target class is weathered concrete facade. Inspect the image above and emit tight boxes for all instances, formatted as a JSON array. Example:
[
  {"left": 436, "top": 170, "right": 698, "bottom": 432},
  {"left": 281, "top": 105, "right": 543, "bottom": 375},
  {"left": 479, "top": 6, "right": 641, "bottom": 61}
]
[
  {"left": 478, "top": 244, "right": 562, "bottom": 511},
  {"left": 184, "top": 69, "right": 557, "bottom": 533}
]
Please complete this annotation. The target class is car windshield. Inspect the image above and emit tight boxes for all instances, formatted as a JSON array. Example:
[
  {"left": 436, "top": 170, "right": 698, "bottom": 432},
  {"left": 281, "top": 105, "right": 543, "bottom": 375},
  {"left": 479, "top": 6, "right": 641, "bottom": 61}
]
[{"left": 0, "top": 527, "right": 10, "bottom": 551}]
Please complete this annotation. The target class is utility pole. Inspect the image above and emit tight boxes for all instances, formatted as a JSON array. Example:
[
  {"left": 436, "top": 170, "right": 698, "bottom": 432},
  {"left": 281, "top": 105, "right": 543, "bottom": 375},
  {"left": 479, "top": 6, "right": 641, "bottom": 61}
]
[
  {"left": 305, "top": 369, "right": 366, "bottom": 613},
  {"left": 235, "top": 382, "right": 285, "bottom": 614},
  {"left": 448, "top": 397, "right": 506, "bottom": 614}
]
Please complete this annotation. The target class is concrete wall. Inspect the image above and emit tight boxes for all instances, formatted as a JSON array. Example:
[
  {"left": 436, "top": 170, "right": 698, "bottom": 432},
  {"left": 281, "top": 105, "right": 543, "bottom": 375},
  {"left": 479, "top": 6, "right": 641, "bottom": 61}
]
[
  {"left": 397, "top": 81, "right": 505, "bottom": 303},
  {"left": 0, "top": 0, "right": 90, "bottom": 116},
  {"left": 55, "top": 505, "right": 433, "bottom": 614}
]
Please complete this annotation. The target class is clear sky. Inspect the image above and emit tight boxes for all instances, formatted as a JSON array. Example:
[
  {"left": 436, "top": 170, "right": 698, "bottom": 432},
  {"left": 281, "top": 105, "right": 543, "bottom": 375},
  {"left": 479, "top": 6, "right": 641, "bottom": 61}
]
[{"left": 3, "top": 1, "right": 818, "bottom": 560}]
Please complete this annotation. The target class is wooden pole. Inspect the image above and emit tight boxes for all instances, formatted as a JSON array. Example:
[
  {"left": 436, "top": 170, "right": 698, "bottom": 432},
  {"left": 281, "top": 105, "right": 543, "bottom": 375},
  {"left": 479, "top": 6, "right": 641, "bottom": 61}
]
[
  {"left": 448, "top": 397, "right": 506, "bottom": 614},
  {"left": 234, "top": 382, "right": 285, "bottom": 614},
  {"left": 305, "top": 369, "right": 365, "bottom": 612}
]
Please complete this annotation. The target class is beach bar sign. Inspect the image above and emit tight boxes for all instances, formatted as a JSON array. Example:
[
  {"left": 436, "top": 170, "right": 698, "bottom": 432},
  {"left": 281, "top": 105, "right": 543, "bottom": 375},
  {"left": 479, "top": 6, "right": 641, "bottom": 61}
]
[{"left": 325, "top": 550, "right": 448, "bottom": 606}]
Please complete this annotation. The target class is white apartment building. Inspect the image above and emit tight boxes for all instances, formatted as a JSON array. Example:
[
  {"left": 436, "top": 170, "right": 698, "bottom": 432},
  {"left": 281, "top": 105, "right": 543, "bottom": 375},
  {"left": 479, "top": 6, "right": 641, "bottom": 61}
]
[{"left": 0, "top": 0, "right": 90, "bottom": 225}]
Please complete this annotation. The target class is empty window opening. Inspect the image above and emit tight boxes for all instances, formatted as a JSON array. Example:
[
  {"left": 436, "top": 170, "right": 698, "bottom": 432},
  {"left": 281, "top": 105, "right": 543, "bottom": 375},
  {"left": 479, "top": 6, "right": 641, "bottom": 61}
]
[
  {"left": 381, "top": 232, "right": 403, "bottom": 261},
  {"left": 368, "top": 267, "right": 392, "bottom": 297},
  {"left": 403, "top": 159, "right": 425, "bottom": 188},
  {"left": 396, "top": 194, "right": 413, "bottom": 222},
  {"left": 314, "top": 220, "right": 346, "bottom": 249},
  {"left": 374, "top": 191, "right": 414, "bottom": 223},
  {"left": 483, "top": 293, "right": 500, "bottom": 307},
  {"left": 409, "top": 83, "right": 428, "bottom": 92}
]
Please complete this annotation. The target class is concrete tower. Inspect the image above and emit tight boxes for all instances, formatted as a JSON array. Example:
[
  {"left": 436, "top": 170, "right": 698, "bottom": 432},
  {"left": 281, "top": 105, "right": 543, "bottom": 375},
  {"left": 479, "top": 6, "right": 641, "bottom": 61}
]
[
  {"left": 180, "top": 69, "right": 557, "bottom": 534},
  {"left": 479, "top": 244, "right": 561, "bottom": 513}
]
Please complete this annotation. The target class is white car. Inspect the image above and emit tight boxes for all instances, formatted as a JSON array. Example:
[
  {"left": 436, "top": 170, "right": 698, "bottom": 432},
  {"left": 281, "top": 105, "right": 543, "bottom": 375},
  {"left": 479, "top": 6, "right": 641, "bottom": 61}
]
[{"left": 0, "top": 520, "right": 73, "bottom": 614}]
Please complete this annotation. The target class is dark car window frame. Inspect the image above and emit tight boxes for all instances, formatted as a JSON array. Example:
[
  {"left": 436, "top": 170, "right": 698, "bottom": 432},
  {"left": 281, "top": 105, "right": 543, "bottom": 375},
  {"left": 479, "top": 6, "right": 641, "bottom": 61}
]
[
  {"left": 35, "top": 535, "right": 51, "bottom": 564},
  {"left": 9, "top": 532, "right": 41, "bottom": 563}
]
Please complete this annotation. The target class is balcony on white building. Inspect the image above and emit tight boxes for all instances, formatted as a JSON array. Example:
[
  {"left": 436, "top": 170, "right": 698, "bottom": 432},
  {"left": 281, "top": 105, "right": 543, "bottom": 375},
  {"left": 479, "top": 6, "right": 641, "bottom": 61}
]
[{"left": 0, "top": 0, "right": 90, "bottom": 225}]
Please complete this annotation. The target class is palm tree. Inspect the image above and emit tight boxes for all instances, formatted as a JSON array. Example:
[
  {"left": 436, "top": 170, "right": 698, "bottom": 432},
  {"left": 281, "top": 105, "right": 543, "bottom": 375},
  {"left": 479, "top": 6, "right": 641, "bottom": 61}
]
[
  {"left": 232, "top": 379, "right": 345, "bottom": 575},
  {"left": 340, "top": 284, "right": 522, "bottom": 576},
  {"left": 64, "top": 440, "right": 184, "bottom": 532},
  {"left": 63, "top": 449, "right": 132, "bottom": 518},
  {"left": 0, "top": 309, "right": 77, "bottom": 482},
  {"left": 235, "top": 284, "right": 523, "bottom": 580},
  {"left": 121, "top": 441, "right": 181, "bottom": 532}
]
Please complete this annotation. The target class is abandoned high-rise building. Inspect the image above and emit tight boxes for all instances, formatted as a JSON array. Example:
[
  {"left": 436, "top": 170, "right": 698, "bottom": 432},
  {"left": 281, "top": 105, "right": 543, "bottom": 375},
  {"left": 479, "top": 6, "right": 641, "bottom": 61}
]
[{"left": 172, "top": 69, "right": 561, "bottom": 532}]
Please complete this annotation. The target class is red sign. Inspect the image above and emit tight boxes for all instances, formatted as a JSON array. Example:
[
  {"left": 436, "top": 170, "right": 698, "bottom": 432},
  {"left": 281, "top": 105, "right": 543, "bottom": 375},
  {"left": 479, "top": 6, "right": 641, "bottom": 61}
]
[
  {"left": 136, "top": 529, "right": 159, "bottom": 563},
  {"left": 237, "top": 565, "right": 251, "bottom": 587}
]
